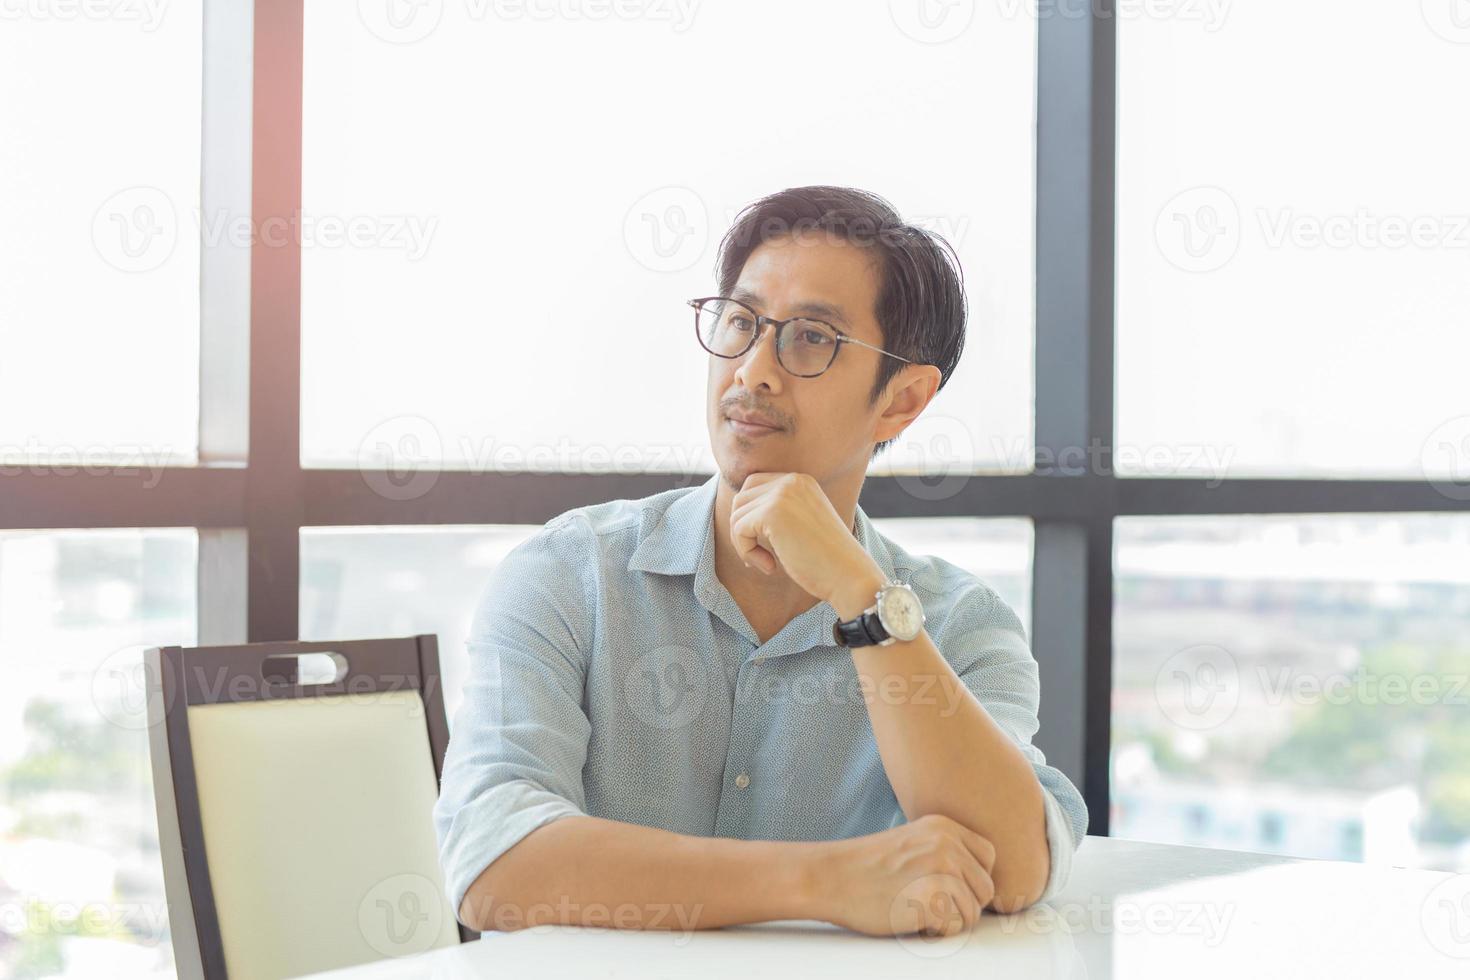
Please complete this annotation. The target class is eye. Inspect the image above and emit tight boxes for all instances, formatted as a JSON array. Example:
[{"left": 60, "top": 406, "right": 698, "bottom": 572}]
[
  {"left": 800, "top": 328, "right": 834, "bottom": 346},
  {"left": 727, "top": 313, "right": 756, "bottom": 331}
]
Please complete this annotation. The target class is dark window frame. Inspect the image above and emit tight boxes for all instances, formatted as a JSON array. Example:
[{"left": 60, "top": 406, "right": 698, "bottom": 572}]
[{"left": 3, "top": 1, "right": 1467, "bottom": 837}]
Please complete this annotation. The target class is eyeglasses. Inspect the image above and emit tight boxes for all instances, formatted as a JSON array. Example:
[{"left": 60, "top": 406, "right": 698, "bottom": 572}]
[{"left": 688, "top": 296, "right": 916, "bottom": 379}]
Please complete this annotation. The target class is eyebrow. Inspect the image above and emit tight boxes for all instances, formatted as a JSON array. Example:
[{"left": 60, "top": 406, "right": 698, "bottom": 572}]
[{"left": 729, "top": 288, "right": 851, "bottom": 327}]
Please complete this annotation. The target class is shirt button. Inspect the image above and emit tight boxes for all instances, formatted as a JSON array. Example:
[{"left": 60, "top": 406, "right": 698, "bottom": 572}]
[
  {"left": 735, "top": 772, "right": 750, "bottom": 789},
  {"left": 753, "top": 657, "right": 765, "bottom": 666}
]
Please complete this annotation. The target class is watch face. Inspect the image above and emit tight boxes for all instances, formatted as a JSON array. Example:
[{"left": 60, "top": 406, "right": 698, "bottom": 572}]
[{"left": 877, "top": 585, "right": 924, "bottom": 640}]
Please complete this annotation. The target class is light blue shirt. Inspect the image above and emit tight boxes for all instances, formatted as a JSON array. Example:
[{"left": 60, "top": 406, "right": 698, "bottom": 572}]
[{"left": 433, "top": 472, "right": 1088, "bottom": 921}]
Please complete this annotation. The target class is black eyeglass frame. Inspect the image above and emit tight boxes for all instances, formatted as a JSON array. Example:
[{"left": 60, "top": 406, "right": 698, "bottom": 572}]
[{"left": 688, "top": 295, "right": 917, "bottom": 378}]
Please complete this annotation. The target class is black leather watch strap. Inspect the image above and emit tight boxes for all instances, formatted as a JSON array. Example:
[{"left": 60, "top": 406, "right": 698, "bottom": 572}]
[{"left": 832, "top": 608, "right": 890, "bottom": 648}]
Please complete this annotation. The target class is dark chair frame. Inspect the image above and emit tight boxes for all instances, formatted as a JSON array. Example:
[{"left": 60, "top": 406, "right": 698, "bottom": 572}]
[{"left": 144, "top": 634, "right": 478, "bottom": 979}]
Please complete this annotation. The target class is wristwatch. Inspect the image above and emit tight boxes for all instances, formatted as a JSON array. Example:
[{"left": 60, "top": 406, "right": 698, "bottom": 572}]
[{"left": 831, "top": 579, "right": 926, "bottom": 648}]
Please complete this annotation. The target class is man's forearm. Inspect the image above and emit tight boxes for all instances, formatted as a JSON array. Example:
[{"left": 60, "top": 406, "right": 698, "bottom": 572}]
[
  {"left": 831, "top": 581, "right": 1051, "bottom": 911},
  {"left": 459, "top": 815, "right": 829, "bottom": 933}
]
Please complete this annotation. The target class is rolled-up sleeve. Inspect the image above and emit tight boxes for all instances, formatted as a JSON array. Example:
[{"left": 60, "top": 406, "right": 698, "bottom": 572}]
[
  {"left": 433, "top": 514, "right": 596, "bottom": 923},
  {"left": 934, "top": 580, "right": 1089, "bottom": 906}
]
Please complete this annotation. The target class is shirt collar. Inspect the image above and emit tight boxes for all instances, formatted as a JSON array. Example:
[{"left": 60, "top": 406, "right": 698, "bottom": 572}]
[{"left": 627, "top": 471, "right": 901, "bottom": 641}]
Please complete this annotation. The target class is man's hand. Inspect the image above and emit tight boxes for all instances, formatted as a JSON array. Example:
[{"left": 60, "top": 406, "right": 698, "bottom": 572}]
[
  {"left": 816, "top": 814, "right": 998, "bottom": 937},
  {"left": 729, "top": 472, "right": 883, "bottom": 608}
]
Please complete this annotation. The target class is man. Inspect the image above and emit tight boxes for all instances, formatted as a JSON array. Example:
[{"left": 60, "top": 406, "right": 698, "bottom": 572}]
[{"left": 434, "top": 185, "right": 1087, "bottom": 938}]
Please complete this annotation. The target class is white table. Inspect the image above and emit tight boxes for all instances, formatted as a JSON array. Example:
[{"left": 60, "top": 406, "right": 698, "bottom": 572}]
[{"left": 303, "top": 835, "right": 1470, "bottom": 978}]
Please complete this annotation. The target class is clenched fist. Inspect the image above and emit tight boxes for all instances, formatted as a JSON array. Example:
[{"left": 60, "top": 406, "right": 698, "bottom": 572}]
[{"left": 816, "top": 813, "right": 998, "bottom": 937}]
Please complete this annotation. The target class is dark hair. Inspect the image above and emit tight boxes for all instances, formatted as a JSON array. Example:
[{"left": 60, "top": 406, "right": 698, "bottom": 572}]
[{"left": 713, "top": 185, "right": 967, "bottom": 460}]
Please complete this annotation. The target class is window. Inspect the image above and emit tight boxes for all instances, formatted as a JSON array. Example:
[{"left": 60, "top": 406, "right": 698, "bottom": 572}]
[
  {"left": 302, "top": 518, "right": 1034, "bottom": 725},
  {"left": 0, "top": 529, "right": 196, "bottom": 979},
  {"left": 9, "top": 13, "right": 1469, "bottom": 968},
  {"left": 1112, "top": 514, "right": 1470, "bottom": 868},
  {"left": 300, "top": 1, "right": 1037, "bottom": 475},
  {"left": 1116, "top": 6, "right": 1470, "bottom": 479},
  {"left": 301, "top": 526, "right": 537, "bottom": 724},
  {"left": 0, "top": 13, "right": 203, "bottom": 465},
  {"left": 871, "top": 518, "right": 1034, "bottom": 640}
]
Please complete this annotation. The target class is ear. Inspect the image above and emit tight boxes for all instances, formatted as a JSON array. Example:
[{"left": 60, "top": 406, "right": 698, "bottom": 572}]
[{"left": 871, "top": 364, "right": 942, "bottom": 446}]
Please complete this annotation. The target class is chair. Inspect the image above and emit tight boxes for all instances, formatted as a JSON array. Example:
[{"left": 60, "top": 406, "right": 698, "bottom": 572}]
[{"left": 144, "top": 634, "right": 476, "bottom": 979}]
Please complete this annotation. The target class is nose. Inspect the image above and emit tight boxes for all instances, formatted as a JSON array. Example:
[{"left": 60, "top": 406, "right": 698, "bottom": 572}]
[{"left": 732, "top": 319, "right": 785, "bottom": 393}]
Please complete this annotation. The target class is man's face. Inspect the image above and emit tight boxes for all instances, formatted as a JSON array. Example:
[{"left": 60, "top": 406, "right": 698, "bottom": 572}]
[{"left": 706, "top": 233, "right": 893, "bottom": 488}]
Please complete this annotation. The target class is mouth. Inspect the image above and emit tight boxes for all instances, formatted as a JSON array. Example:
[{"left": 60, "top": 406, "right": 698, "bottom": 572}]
[{"left": 725, "top": 414, "right": 783, "bottom": 437}]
